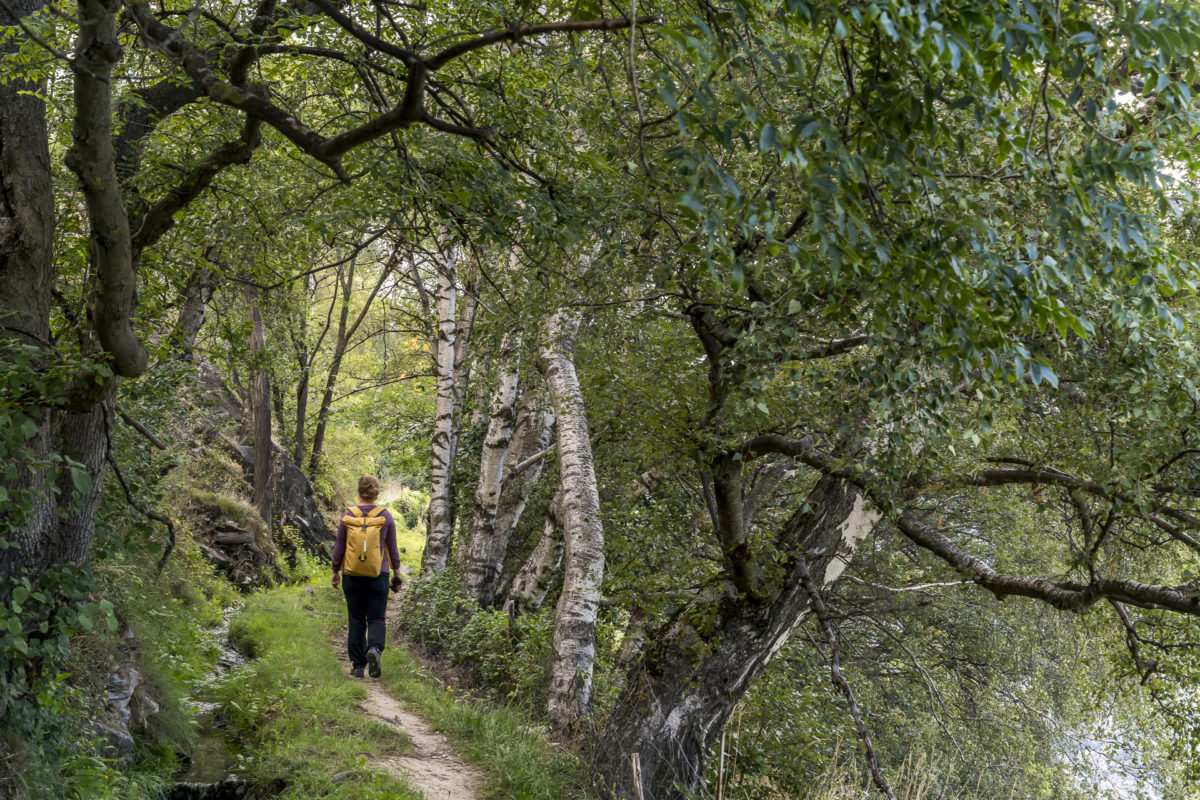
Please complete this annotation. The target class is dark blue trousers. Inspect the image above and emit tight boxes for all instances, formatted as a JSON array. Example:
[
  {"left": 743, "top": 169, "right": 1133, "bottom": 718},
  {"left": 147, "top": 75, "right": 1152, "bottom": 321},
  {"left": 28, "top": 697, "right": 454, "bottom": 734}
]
[{"left": 342, "top": 573, "right": 389, "bottom": 667}]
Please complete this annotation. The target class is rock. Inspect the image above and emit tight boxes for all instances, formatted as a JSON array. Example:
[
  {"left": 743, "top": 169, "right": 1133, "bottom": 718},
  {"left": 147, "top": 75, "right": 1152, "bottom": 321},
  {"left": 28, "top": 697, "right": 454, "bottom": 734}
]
[
  {"left": 97, "top": 663, "right": 141, "bottom": 762},
  {"left": 96, "top": 720, "right": 136, "bottom": 761},
  {"left": 331, "top": 771, "right": 354, "bottom": 783},
  {"left": 302, "top": 586, "right": 315, "bottom": 596},
  {"left": 168, "top": 777, "right": 249, "bottom": 800},
  {"left": 199, "top": 544, "right": 231, "bottom": 565},
  {"left": 130, "top": 687, "right": 160, "bottom": 735},
  {"left": 231, "top": 444, "right": 332, "bottom": 556},
  {"left": 104, "top": 664, "right": 139, "bottom": 706}
]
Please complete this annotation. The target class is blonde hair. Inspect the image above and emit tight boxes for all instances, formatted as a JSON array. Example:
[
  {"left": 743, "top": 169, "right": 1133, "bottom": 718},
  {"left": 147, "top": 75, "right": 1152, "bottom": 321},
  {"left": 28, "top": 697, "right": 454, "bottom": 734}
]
[{"left": 357, "top": 475, "right": 380, "bottom": 502}]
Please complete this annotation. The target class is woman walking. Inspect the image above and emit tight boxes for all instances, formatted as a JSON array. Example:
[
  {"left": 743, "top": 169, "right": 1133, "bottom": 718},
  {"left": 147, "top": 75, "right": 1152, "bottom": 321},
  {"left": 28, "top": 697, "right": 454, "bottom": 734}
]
[{"left": 331, "top": 475, "right": 403, "bottom": 678}]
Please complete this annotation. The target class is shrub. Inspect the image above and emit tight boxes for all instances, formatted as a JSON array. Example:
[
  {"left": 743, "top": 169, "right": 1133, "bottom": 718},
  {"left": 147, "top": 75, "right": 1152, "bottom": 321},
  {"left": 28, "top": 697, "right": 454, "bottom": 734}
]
[{"left": 396, "top": 569, "right": 559, "bottom": 712}]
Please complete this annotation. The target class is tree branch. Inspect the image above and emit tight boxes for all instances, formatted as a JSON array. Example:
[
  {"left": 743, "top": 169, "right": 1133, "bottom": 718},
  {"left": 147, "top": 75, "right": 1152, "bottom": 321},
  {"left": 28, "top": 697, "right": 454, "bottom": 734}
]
[
  {"left": 116, "top": 405, "right": 167, "bottom": 450},
  {"left": 131, "top": 118, "right": 262, "bottom": 259},
  {"left": 798, "top": 558, "right": 898, "bottom": 800},
  {"left": 739, "top": 433, "right": 1200, "bottom": 617},
  {"left": 427, "top": 17, "right": 658, "bottom": 70},
  {"left": 67, "top": 0, "right": 148, "bottom": 379}
]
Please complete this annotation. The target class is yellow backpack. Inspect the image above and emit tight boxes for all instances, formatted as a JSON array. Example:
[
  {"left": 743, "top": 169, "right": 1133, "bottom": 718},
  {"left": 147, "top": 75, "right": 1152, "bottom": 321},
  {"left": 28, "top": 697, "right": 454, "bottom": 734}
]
[{"left": 341, "top": 505, "right": 392, "bottom": 577}]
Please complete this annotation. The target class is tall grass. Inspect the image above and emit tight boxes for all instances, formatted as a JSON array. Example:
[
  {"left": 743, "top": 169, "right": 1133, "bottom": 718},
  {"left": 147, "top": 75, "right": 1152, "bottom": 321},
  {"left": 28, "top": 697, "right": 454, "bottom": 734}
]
[{"left": 218, "top": 586, "right": 421, "bottom": 799}]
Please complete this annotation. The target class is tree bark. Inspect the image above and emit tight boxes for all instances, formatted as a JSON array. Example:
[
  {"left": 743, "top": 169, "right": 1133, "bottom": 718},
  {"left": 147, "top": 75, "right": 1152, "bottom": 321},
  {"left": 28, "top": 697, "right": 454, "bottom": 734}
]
[
  {"left": 463, "top": 333, "right": 521, "bottom": 603},
  {"left": 247, "top": 290, "right": 272, "bottom": 525},
  {"left": 422, "top": 242, "right": 458, "bottom": 573},
  {"left": 539, "top": 309, "right": 605, "bottom": 731},
  {"left": 481, "top": 394, "right": 555, "bottom": 607},
  {"left": 0, "top": 0, "right": 105, "bottom": 584},
  {"left": 595, "top": 474, "right": 881, "bottom": 800},
  {"left": 65, "top": 0, "right": 148, "bottom": 378},
  {"left": 503, "top": 488, "right": 565, "bottom": 617},
  {"left": 0, "top": 0, "right": 53, "bottom": 351},
  {"left": 447, "top": 273, "right": 478, "bottom": 472},
  {"left": 172, "top": 265, "right": 218, "bottom": 359}
]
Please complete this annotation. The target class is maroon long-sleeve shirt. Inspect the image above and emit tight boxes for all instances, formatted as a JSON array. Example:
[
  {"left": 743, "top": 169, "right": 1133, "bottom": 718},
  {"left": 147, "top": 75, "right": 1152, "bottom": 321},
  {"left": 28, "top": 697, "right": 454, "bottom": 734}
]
[{"left": 332, "top": 505, "right": 402, "bottom": 576}]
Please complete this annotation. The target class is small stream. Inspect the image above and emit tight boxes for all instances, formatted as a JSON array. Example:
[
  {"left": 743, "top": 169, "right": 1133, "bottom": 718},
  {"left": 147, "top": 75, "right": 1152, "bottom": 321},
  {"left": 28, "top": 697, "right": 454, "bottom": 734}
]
[{"left": 169, "top": 604, "right": 252, "bottom": 800}]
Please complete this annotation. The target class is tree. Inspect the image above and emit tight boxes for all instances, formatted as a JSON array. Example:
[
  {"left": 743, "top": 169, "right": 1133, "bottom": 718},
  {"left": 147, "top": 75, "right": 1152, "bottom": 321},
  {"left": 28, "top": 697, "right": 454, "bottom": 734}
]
[{"left": 0, "top": 0, "right": 644, "bottom": 583}]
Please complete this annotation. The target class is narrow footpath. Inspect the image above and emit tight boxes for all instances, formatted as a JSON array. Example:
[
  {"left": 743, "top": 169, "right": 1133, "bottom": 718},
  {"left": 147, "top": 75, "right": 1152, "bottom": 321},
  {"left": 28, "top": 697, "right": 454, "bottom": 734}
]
[{"left": 335, "top": 584, "right": 486, "bottom": 800}]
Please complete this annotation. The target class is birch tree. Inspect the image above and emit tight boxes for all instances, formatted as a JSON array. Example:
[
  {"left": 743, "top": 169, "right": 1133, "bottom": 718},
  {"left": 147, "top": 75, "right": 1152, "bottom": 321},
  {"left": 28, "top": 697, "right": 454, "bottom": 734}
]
[
  {"left": 479, "top": 393, "right": 555, "bottom": 607},
  {"left": 422, "top": 244, "right": 459, "bottom": 574},
  {"left": 463, "top": 333, "right": 521, "bottom": 601},
  {"left": 539, "top": 308, "right": 605, "bottom": 731},
  {"left": 503, "top": 488, "right": 564, "bottom": 618}
]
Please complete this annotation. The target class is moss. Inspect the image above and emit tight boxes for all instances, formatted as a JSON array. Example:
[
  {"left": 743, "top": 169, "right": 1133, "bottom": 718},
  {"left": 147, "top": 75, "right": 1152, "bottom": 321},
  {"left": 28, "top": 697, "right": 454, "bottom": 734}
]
[{"left": 182, "top": 488, "right": 266, "bottom": 535}]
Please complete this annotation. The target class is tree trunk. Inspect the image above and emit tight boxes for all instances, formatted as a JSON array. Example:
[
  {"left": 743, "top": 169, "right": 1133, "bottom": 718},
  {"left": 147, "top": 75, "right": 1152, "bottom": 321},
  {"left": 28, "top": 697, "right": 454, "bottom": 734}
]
[
  {"left": 294, "top": 369, "right": 309, "bottom": 467},
  {"left": 463, "top": 333, "right": 521, "bottom": 603},
  {"left": 308, "top": 260, "right": 355, "bottom": 476},
  {"left": 595, "top": 474, "right": 881, "bottom": 800},
  {"left": 0, "top": 0, "right": 83, "bottom": 584},
  {"left": 481, "top": 394, "right": 555, "bottom": 607},
  {"left": 172, "top": 265, "right": 217, "bottom": 359},
  {"left": 422, "top": 243, "right": 458, "bottom": 573},
  {"left": 502, "top": 488, "right": 565, "bottom": 617},
  {"left": 539, "top": 309, "right": 605, "bottom": 731},
  {"left": 247, "top": 291, "right": 272, "bottom": 525},
  {"left": 308, "top": 254, "right": 394, "bottom": 476},
  {"left": 272, "top": 382, "right": 288, "bottom": 453},
  {"left": 0, "top": 388, "right": 115, "bottom": 581},
  {"left": 0, "top": 0, "right": 54, "bottom": 352},
  {"left": 447, "top": 274, "right": 478, "bottom": 473}
]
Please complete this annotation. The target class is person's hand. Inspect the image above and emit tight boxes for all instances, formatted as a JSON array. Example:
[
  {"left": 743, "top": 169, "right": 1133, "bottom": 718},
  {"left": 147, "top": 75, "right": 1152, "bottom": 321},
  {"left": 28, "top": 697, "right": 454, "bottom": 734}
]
[
  {"left": 389, "top": 574, "right": 403, "bottom": 594},
  {"left": 331, "top": 571, "right": 340, "bottom": 588}
]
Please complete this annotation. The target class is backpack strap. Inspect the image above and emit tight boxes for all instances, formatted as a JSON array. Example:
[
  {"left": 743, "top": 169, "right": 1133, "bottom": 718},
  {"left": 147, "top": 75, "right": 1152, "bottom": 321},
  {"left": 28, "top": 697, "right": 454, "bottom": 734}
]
[
  {"left": 365, "top": 505, "right": 384, "bottom": 519},
  {"left": 346, "top": 506, "right": 364, "bottom": 519}
]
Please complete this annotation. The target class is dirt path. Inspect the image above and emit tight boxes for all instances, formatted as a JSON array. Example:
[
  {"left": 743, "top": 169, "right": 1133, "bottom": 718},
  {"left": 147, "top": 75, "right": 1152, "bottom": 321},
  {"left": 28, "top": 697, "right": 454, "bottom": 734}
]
[{"left": 335, "top": 579, "right": 486, "bottom": 800}]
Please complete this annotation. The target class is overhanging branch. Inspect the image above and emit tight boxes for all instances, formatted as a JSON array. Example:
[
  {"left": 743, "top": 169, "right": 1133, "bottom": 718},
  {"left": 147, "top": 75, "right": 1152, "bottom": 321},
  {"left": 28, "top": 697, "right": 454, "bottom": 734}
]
[{"left": 738, "top": 433, "right": 1200, "bottom": 618}]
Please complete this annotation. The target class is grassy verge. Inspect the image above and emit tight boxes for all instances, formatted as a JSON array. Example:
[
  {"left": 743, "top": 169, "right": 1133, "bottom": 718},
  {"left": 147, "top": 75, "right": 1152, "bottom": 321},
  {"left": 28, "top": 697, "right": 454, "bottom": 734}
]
[
  {"left": 227, "top": 577, "right": 591, "bottom": 800},
  {"left": 379, "top": 635, "right": 593, "bottom": 800},
  {"left": 219, "top": 585, "right": 420, "bottom": 799}
]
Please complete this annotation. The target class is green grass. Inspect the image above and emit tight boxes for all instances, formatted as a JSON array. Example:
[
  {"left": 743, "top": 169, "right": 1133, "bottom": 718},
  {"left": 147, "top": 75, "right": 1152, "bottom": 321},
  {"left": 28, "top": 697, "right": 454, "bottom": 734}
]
[
  {"left": 376, "top": 486, "right": 426, "bottom": 574},
  {"left": 218, "top": 586, "right": 421, "bottom": 799},
  {"left": 225, "top": 577, "right": 591, "bottom": 800},
  {"left": 379, "top": 637, "right": 593, "bottom": 800}
]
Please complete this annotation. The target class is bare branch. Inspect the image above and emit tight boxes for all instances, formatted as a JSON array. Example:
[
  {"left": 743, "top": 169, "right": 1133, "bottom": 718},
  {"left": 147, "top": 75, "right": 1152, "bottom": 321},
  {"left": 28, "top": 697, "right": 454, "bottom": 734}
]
[
  {"left": 798, "top": 559, "right": 899, "bottom": 800},
  {"left": 115, "top": 405, "right": 166, "bottom": 450}
]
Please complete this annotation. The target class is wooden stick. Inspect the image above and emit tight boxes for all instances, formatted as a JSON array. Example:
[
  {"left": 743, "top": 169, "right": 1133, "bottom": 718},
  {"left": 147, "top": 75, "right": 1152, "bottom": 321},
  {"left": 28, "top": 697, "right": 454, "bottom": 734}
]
[
  {"left": 716, "top": 730, "right": 726, "bottom": 800},
  {"left": 116, "top": 404, "right": 167, "bottom": 449},
  {"left": 631, "top": 752, "right": 645, "bottom": 800}
]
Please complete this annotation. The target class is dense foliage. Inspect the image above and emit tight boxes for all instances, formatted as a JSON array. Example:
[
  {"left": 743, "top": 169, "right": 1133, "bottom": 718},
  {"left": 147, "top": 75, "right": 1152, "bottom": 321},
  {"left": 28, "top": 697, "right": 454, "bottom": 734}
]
[{"left": 6, "top": 0, "right": 1200, "bottom": 796}]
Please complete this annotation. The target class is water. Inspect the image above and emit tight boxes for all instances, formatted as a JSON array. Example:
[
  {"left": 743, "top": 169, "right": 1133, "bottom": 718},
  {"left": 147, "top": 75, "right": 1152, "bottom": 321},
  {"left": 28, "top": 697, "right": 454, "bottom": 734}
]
[{"left": 177, "top": 605, "right": 245, "bottom": 787}]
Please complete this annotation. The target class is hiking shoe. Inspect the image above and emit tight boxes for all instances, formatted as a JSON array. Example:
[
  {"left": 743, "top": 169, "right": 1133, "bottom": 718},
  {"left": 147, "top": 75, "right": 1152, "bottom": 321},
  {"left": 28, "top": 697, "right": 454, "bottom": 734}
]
[
  {"left": 350, "top": 665, "right": 365, "bottom": 679},
  {"left": 366, "top": 647, "right": 381, "bottom": 678}
]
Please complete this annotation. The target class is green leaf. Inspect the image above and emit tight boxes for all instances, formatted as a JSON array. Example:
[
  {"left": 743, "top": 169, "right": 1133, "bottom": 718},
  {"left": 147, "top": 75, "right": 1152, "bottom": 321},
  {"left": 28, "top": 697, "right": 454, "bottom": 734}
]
[
  {"left": 759, "top": 123, "right": 776, "bottom": 153},
  {"left": 71, "top": 468, "right": 92, "bottom": 496}
]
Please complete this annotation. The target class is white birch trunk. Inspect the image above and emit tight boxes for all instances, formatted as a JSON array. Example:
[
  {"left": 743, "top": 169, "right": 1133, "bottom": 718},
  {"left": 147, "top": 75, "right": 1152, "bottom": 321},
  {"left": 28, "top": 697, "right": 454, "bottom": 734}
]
[
  {"left": 489, "top": 396, "right": 554, "bottom": 583},
  {"left": 448, "top": 283, "right": 478, "bottom": 470},
  {"left": 463, "top": 333, "right": 521, "bottom": 601},
  {"left": 422, "top": 244, "right": 458, "bottom": 574},
  {"left": 539, "top": 309, "right": 605, "bottom": 731},
  {"left": 503, "top": 488, "right": 565, "bottom": 617}
]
